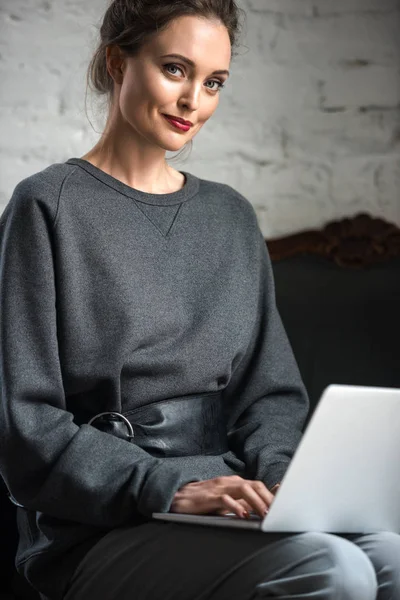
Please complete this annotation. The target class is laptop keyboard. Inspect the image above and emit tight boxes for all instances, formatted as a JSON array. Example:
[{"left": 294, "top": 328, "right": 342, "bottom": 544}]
[{"left": 222, "top": 512, "right": 263, "bottom": 521}]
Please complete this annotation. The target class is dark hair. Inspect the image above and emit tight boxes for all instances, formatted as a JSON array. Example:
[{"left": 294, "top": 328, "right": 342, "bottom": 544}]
[{"left": 86, "top": 0, "right": 244, "bottom": 104}]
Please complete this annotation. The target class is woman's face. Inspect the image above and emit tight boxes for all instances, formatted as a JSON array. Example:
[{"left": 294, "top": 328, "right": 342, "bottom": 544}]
[{"left": 110, "top": 15, "right": 232, "bottom": 152}]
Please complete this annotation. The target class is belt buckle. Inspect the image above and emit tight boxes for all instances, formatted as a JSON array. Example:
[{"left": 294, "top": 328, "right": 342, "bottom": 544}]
[{"left": 88, "top": 411, "right": 135, "bottom": 442}]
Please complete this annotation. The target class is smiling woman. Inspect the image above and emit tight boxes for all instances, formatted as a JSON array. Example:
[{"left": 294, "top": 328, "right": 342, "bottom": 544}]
[
  {"left": 80, "top": 0, "right": 241, "bottom": 193},
  {"left": 2, "top": 1, "right": 400, "bottom": 600}
]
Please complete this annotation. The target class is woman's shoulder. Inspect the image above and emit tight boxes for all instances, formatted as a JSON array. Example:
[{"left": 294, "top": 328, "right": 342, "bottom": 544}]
[
  {"left": 6, "top": 160, "right": 79, "bottom": 222},
  {"left": 193, "top": 173, "right": 259, "bottom": 225},
  {"left": 12, "top": 160, "right": 77, "bottom": 201}
]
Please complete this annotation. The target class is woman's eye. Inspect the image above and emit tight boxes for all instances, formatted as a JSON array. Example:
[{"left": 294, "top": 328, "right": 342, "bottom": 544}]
[
  {"left": 163, "top": 64, "right": 225, "bottom": 92},
  {"left": 164, "top": 64, "right": 184, "bottom": 77},
  {"left": 205, "top": 80, "right": 225, "bottom": 92}
]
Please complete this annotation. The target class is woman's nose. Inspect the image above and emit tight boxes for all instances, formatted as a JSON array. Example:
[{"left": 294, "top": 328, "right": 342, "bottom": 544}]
[{"left": 178, "top": 82, "right": 201, "bottom": 112}]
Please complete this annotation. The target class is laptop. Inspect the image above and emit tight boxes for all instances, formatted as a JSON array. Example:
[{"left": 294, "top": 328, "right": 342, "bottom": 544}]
[{"left": 153, "top": 384, "right": 400, "bottom": 533}]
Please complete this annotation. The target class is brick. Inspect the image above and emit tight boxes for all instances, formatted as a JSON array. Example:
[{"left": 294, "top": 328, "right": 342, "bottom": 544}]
[
  {"left": 194, "top": 110, "right": 286, "bottom": 163},
  {"left": 0, "top": 0, "right": 53, "bottom": 22},
  {"left": 226, "top": 60, "right": 319, "bottom": 112},
  {"left": 313, "top": 0, "right": 399, "bottom": 15},
  {"left": 285, "top": 109, "right": 400, "bottom": 160},
  {"left": 246, "top": 0, "right": 398, "bottom": 15},
  {"left": 255, "top": 194, "right": 337, "bottom": 238},
  {"left": 0, "top": 67, "right": 61, "bottom": 113},
  {"left": 247, "top": 159, "right": 333, "bottom": 236},
  {"left": 330, "top": 156, "right": 400, "bottom": 226},
  {"left": 267, "top": 13, "right": 400, "bottom": 68},
  {"left": 0, "top": 151, "right": 51, "bottom": 205},
  {"left": 321, "top": 66, "right": 400, "bottom": 109},
  {"left": 374, "top": 157, "right": 400, "bottom": 221},
  {"left": 331, "top": 156, "right": 380, "bottom": 209},
  {"left": 246, "top": 0, "right": 317, "bottom": 16},
  {"left": 257, "top": 159, "right": 331, "bottom": 196}
]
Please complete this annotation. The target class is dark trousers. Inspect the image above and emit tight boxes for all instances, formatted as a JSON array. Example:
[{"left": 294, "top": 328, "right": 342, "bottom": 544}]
[{"left": 63, "top": 521, "right": 400, "bottom": 599}]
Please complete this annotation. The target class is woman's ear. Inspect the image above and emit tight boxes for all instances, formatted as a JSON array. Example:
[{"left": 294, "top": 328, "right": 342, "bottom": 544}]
[{"left": 106, "top": 45, "right": 125, "bottom": 85}]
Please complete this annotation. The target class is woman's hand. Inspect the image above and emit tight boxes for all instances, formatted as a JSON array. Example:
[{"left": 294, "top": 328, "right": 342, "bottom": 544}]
[
  {"left": 169, "top": 475, "right": 275, "bottom": 519},
  {"left": 215, "top": 482, "right": 280, "bottom": 517}
]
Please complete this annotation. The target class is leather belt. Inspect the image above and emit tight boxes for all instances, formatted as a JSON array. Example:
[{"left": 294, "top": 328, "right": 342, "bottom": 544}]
[{"left": 88, "top": 391, "right": 228, "bottom": 458}]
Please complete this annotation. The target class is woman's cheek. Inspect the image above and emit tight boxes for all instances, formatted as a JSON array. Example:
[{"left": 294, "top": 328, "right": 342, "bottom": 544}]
[
  {"left": 201, "top": 96, "right": 219, "bottom": 123},
  {"left": 148, "top": 74, "right": 179, "bottom": 103}
]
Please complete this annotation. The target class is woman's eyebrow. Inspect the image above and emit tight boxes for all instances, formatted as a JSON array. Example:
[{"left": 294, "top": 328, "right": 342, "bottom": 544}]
[{"left": 160, "top": 53, "right": 230, "bottom": 76}]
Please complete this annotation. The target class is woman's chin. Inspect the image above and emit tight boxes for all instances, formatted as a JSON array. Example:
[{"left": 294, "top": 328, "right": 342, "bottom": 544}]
[{"left": 159, "top": 137, "right": 191, "bottom": 153}]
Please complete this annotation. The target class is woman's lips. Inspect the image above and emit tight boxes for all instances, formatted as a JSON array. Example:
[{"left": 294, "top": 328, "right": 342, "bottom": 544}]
[{"left": 163, "top": 115, "right": 192, "bottom": 132}]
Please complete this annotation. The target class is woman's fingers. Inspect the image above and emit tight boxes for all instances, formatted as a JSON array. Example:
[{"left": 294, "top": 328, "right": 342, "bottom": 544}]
[
  {"left": 170, "top": 479, "right": 246, "bottom": 515},
  {"left": 169, "top": 481, "right": 218, "bottom": 514},
  {"left": 249, "top": 480, "right": 275, "bottom": 507},
  {"left": 215, "top": 497, "right": 253, "bottom": 516},
  {"left": 224, "top": 478, "right": 274, "bottom": 518},
  {"left": 271, "top": 483, "right": 280, "bottom": 495},
  {"left": 236, "top": 498, "right": 254, "bottom": 512},
  {"left": 235, "top": 482, "right": 269, "bottom": 518},
  {"left": 170, "top": 476, "right": 275, "bottom": 518},
  {"left": 219, "top": 494, "right": 249, "bottom": 519}
]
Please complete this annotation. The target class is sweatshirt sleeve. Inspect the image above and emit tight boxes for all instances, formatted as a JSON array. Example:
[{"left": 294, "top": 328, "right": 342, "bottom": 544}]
[
  {"left": 0, "top": 179, "right": 237, "bottom": 526},
  {"left": 221, "top": 222, "right": 309, "bottom": 490}
]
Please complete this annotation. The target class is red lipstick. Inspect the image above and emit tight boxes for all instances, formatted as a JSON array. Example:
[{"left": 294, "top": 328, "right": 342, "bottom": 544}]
[{"left": 163, "top": 114, "right": 193, "bottom": 132}]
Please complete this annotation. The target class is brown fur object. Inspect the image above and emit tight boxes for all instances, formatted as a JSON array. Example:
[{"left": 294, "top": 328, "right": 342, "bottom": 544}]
[{"left": 266, "top": 213, "right": 400, "bottom": 268}]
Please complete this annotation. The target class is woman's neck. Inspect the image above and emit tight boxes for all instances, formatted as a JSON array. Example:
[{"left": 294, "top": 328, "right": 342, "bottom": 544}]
[{"left": 81, "top": 124, "right": 184, "bottom": 194}]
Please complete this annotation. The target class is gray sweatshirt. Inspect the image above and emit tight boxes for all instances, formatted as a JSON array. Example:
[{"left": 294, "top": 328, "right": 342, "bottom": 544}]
[{"left": 0, "top": 158, "right": 308, "bottom": 599}]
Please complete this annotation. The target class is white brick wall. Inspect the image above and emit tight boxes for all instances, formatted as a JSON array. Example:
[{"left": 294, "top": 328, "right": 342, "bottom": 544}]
[{"left": 1, "top": 0, "right": 399, "bottom": 236}]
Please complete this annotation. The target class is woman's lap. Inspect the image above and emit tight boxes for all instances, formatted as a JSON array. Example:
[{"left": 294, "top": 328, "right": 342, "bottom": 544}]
[
  {"left": 63, "top": 521, "right": 400, "bottom": 600},
  {"left": 345, "top": 531, "right": 400, "bottom": 598}
]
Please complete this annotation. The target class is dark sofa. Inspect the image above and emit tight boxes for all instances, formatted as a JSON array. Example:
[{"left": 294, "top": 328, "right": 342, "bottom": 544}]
[{"left": 267, "top": 213, "right": 400, "bottom": 419}]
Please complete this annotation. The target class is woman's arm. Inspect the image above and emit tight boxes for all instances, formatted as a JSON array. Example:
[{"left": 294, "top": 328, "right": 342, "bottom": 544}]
[
  {"left": 221, "top": 223, "right": 309, "bottom": 490},
  {"left": 0, "top": 178, "right": 236, "bottom": 527}
]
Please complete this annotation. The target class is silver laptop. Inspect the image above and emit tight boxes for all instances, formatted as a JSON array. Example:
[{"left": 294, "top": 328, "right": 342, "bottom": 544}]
[{"left": 153, "top": 384, "right": 400, "bottom": 533}]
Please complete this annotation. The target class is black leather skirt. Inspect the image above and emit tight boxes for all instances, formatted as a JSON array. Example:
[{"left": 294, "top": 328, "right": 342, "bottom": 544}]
[{"left": 88, "top": 391, "right": 229, "bottom": 458}]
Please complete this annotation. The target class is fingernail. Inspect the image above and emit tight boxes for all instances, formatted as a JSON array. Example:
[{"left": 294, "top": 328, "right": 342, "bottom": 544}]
[
  {"left": 243, "top": 510, "right": 250, "bottom": 519},
  {"left": 264, "top": 508, "right": 269, "bottom": 516}
]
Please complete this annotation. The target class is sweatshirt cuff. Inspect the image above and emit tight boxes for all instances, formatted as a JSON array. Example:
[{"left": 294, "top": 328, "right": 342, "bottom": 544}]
[
  {"left": 262, "top": 462, "right": 290, "bottom": 490},
  {"left": 136, "top": 454, "right": 244, "bottom": 516},
  {"left": 136, "top": 462, "right": 201, "bottom": 516}
]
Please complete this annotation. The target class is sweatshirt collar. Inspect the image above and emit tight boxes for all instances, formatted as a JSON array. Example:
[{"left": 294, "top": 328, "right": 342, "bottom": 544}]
[{"left": 66, "top": 158, "right": 199, "bottom": 206}]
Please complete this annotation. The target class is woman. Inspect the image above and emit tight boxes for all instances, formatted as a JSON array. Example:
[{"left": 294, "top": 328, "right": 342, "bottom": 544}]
[{"left": 0, "top": 1, "right": 399, "bottom": 599}]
